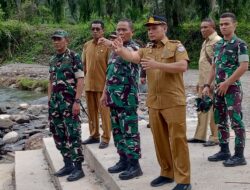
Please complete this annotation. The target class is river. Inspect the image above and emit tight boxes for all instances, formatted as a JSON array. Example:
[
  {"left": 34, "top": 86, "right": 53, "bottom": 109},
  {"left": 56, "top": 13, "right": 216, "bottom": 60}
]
[{"left": 0, "top": 87, "right": 46, "bottom": 104}]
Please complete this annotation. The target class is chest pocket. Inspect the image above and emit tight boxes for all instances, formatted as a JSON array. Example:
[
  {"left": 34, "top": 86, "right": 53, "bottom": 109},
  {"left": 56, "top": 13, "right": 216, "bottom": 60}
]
[{"left": 161, "top": 50, "right": 175, "bottom": 63}]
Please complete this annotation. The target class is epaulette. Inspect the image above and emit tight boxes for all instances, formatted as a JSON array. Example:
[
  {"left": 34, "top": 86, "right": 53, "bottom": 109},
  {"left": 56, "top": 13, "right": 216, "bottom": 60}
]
[{"left": 168, "top": 40, "right": 181, "bottom": 44}]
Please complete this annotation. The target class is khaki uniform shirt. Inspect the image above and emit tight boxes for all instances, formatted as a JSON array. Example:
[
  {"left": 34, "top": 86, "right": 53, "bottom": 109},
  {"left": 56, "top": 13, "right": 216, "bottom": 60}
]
[
  {"left": 198, "top": 32, "right": 221, "bottom": 86},
  {"left": 82, "top": 39, "right": 109, "bottom": 92},
  {"left": 138, "top": 37, "right": 189, "bottom": 109}
]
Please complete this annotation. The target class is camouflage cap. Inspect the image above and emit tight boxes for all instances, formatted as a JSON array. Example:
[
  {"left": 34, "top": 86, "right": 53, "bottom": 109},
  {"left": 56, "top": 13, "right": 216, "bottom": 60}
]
[
  {"left": 51, "top": 29, "right": 69, "bottom": 38},
  {"left": 195, "top": 95, "right": 213, "bottom": 113},
  {"left": 144, "top": 15, "right": 167, "bottom": 26}
]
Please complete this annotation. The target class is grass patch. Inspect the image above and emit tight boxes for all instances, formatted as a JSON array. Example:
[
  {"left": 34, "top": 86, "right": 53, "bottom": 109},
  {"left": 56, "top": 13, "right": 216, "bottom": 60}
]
[{"left": 17, "top": 77, "right": 49, "bottom": 92}]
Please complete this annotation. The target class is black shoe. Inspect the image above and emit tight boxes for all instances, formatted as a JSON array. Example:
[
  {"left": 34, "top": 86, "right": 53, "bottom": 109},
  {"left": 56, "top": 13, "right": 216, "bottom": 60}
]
[
  {"left": 108, "top": 158, "right": 128, "bottom": 173},
  {"left": 99, "top": 141, "right": 109, "bottom": 149},
  {"left": 54, "top": 158, "right": 74, "bottom": 177},
  {"left": 203, "top": 141, "right": 219, "bottom": 147},
  {"left": 118, "top": 159, "right": 143, "bottom": 180},
  {"left": 82, "top": 136, "right": 100, "bottom": 144},
  {"left": 208, "top": 143, "right": 231, "bottom": 161},
  {"left": 208, "top": 151, "right": 231, "bottom": 161},
  {"left": 172, "top": 184, "right": 192, "bottom": 190},
  {"left": 54, "top": 165, "right": 74, "bottom": 177},
  {"left": 223, "top": 155, "right": 247, "bottom": 167},
  {"left": 67, "top": 162, "right": 85, "bottom": 182},
  {"left": 187, "top": 138, "right": 206, "bottom": 143},
  {"left": 150, "top": 176, "right": 174, "bottom": 187}
]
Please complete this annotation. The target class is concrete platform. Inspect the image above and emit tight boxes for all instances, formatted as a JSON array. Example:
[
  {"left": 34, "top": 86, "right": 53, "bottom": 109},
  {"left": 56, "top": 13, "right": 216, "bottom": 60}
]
[
  {"left": 0, "top": 163, "right": 14, "bottom": 190},
  {"left": 15, "top": 149, "right": 55, "bottom": 190},
  {"left": 43, "top": 137, "right": 106, "bottom": 190},
  {"left": 82, "top": 120, "right": 250, "bottom": 190}
]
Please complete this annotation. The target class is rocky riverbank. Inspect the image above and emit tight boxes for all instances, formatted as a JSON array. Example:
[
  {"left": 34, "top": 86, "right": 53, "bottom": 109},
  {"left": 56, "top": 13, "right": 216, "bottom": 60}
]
[{"left": 0, "top": 63, "right": 49, "bottom": 91}]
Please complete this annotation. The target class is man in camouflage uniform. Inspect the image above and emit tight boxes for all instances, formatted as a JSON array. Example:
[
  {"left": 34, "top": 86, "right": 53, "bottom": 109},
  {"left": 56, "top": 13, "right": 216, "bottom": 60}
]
[
  {"left": 99, "top": 19, "right": 143, "bottom": 180},
  {"left": 203, "top": 13, "right": 249, "bottom": 167},
  {"left": 111, "top": 15, "right": 191, "bottom": 190},
  {"left": 48, "top": 30, "right": 85, "bottom": 181}
]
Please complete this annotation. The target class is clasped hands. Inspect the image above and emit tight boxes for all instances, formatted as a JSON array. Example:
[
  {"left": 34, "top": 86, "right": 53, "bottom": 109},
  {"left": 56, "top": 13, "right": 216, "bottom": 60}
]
[{"left": 202, "top": 80, "right": 229, "bottom": 96}]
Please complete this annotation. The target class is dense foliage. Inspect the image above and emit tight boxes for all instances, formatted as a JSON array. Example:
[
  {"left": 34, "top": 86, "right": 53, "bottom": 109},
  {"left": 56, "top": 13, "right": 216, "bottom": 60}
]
[{"left": 0, "top": 0, "right": 250, "bottom": 68}]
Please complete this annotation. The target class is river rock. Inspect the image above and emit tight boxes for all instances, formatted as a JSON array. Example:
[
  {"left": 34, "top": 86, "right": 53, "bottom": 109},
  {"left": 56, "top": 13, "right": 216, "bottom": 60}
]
[
  {"left": 0, "top": 106, "right": 7, "bottom": 114},
  {"left": 0, "top": 114, "right": 11, "bottom": 120},
  {"left": 18, "top": 103, "right": 29, "bottom": 110},
  {"left": 0, "top": 138, "right": 4, "bottom": 147},
  {"left": 0, "top": 118, "right": 15, "bottom": 129},
  {"left": 10, "top": 114, "right": 30, "bottom": 124},
  {"left": 34, "top": 87, "right": 43, "bottom": 92},
  {"left": 27, "top": 105, "right": 44, "bottom": 116},
  {"left": 2, "top": 139, "right": 26, "bottom": 152},
  {"left": 9, "top": 83, "right": 18, "bottom": 88},
  {"left": 24, "top": 132, "right": 45, "bottom": 150},
  {"left": 3, "top": 131, "right": 19, "bottom": 144}
]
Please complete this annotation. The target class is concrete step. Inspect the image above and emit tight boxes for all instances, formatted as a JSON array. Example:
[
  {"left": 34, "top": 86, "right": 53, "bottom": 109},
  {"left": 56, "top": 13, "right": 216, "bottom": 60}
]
[
  {"left": 43, "top": 137, "right": 106, "bottom": 190},
  {"left": 82, "top": 121, "right": 250, "bottom": 190},
  {"left": 0, "top": 163, "right": 14, "bottom": 190},
  {"left": 15, "top": 149, "right": 55, "bottom": 190}
]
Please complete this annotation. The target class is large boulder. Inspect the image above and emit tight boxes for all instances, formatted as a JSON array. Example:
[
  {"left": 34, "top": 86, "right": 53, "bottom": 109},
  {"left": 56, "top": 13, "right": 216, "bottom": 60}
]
[
  {"left": 3, "top": 131, "right": 19, "bottom": 144},
  {"left": 0, "top": 118, "right": 15, "bottom": 129},
  {"left": 24, "top": 132, "right": 45, "bottom": 150}
]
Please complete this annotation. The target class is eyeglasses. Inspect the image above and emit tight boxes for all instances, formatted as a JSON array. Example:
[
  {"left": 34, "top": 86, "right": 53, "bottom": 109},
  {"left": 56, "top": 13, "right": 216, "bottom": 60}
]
[
  {"left": 91, "top": 27, "right": 102, "bottom": 31},
  {"left": 52, "top": 37, "right": 63, "bottom": 41}
]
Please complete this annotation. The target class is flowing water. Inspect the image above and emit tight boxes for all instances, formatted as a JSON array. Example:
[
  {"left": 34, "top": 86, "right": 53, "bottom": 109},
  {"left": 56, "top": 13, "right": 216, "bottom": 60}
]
[{"left": 0, "top": 87, "right": 46, "bottom": 104}]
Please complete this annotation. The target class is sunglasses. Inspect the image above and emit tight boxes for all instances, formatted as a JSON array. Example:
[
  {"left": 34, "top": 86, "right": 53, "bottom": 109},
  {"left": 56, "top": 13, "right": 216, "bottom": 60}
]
[
  {"left": 52, "top": 37, "right": 63, "bottom": 41},
  {"left": 91, "top": 27, "right": 102, "bottom": 31}
]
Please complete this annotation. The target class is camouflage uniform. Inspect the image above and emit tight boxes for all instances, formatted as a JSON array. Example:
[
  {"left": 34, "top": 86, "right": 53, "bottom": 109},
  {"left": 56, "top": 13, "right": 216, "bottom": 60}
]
[
  {"left": 213, "top": 35, "right": 249, "bottom": 148},
  {"left": 106, "top": 40, "right": 141, "bottom": 159},
  {"left": 49, "top": 48, "right": 84, "bottom": 162}
]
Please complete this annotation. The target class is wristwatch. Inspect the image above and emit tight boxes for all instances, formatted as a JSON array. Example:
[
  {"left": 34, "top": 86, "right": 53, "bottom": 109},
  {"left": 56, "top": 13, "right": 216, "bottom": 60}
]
[{"left": 74, "top": 98, "right": 81, "bottom": 104}]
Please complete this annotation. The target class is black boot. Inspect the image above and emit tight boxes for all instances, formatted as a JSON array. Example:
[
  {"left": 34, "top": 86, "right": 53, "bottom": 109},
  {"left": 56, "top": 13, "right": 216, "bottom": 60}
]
[
  {"left": 223, "top": 147, "right": 247, "bottom": 167},
  {"left": 108, "top": 156, "right": 128, "bottom": 173},
  {"left": 208, "top": 143, "right": 231, "bottom": 161},
  {"left": 54, "top": 157, "right": 74, "bottom": 177},
  {"left": 67, "top": 161, "right": 85, "bottom": 182},
  {"left": 119, "top": 159, "right": 143, "bottom": 180}
]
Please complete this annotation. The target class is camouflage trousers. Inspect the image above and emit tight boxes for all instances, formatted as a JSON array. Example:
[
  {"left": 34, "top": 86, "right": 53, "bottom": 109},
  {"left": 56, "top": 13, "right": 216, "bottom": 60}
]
[
  {"left": 110, "top": 107, "right": 141, "bottom": 159},
  {"left": 48, "top": 95, "right": 84, "bottom": 162},
  {"left": 214, "top": 85, "right": 245, "bottom": 147}
]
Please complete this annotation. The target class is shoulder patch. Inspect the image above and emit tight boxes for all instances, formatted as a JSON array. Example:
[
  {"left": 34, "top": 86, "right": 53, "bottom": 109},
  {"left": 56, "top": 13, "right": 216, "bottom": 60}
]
[
  {"left": 177, "top": 44, "right": 186, "bottom": 52},
  {"left": 146, "top": 42, "right": 154, "bottom": 48}
]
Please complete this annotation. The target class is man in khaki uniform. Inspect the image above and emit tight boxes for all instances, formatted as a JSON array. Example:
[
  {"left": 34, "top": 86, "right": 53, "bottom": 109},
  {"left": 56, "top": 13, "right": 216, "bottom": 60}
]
[
  {"left": 111, "top": 15, "right": 191, "bottom": 190},
  {"left": 82, "top": 20, "right": 111, "bottom": 149},
  {"left": 188, "top": 18, "right": 221, "bottom": 146}
]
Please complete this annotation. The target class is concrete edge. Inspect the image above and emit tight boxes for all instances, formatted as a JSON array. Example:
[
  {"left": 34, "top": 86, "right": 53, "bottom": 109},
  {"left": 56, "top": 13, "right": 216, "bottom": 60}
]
[
  {"left": 84, "top": 145, "right": 120, "bottom": 190},
  {"left": 42, "top": 138, "right": 62, "bottom": 190}
]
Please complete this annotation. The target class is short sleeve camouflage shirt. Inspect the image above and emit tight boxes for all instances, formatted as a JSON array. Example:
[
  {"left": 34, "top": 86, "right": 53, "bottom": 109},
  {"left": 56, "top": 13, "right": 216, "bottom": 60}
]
[
  {"left": 49, "top": 49, "right": 84, "bottom": 101},
  {"left": 106, "top": 40, "right": 140, "bottom": 108},
  {"left": 214, "top": 35, "right": 249, "bottom": 86}
]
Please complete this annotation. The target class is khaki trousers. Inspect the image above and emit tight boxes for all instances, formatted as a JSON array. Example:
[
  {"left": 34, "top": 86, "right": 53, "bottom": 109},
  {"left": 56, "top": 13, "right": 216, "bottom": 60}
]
[
  {"left": 194, "top": 87, "right": 218, "bottom": 142},
  {"left": 85, "top": 91, "right": 111, "bottom": 143},
  {"left": 149, "top": 106, "right": 191, "bottom": 184}
]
